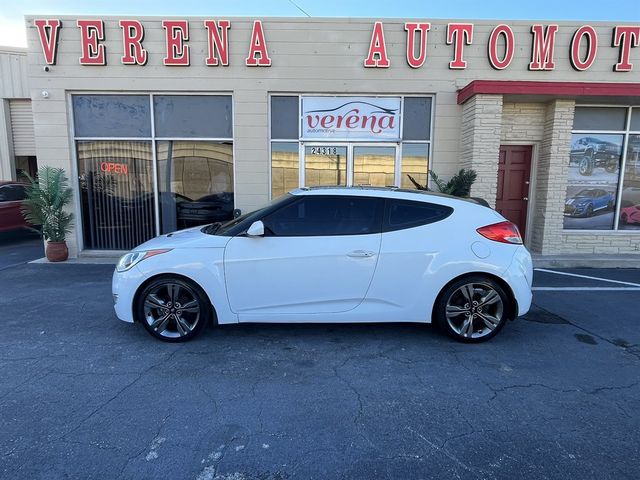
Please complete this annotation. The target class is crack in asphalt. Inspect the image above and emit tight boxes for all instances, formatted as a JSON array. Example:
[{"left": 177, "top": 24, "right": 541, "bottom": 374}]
[{"left": 57, "top": 347, "right": 182, "bottom": 443}]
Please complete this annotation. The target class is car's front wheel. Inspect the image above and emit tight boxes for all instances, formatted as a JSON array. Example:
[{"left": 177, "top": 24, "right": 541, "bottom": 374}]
[
  {"left": 435, "top": 276, "right": 511, "bottom": 343},
  {"left": 135, "top": 276, "right": 211, "bottom": 342},
  {"left": 579, "top": 156, "right": 593, "bottom": 176}
]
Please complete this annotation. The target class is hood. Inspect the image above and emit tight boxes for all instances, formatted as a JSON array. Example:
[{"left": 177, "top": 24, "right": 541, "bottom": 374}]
[{"left": 133, "top": 225, "right": 231, "bottom": 251}]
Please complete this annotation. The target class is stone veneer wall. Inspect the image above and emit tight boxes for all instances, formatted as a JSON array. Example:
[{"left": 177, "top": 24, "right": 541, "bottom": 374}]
[
  {"left": 529, "top": 100, "right": 575, "bottom": 254},
  {"left": 459, "top": 94, "right": 503, "bottom": 207}
]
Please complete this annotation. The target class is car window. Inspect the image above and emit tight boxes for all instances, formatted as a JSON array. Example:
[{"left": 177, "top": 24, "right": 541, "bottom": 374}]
[
  {"left": 262, "top": 195, "right": 384, "bottom": 237},
  {"left": 384, "top": 199, "right": 453, "bottom": 232},
  {"left": 0, "top": 185, "right": 26, "bottom": 202}
]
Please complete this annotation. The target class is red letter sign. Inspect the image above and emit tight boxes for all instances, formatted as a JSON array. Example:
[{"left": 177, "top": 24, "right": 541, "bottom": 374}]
[
  {"left": 364, "top": 21, "right": 390, "bottom": 68},
  {"left": 205, "top": 20, "right": 231, "bottom": 66},
  {"left": 405, "top": 22, "right": 430, "bottom": 68},
  {"left": 570, "top": 26, "right": 598, "bottom": 71},
  {"left": 447, "top": 23, "right": 473, "bottom": 69},
  {"left": 77, "top": 19, "right": 105, "bottom": 65},
  {"left": 245, "top": 20, "right": 271, "bottom": 66},
  {"left": 120, "top": 20, "right": 147, "bottom": 65},
  {"left": 612, "top": 26, "right": 640, "bottom": 72},
  {"left": 163, "top": 20, "right": 190, "bottom": 66},
  {"left": 34, "top": 19, "right": 61, "bottom": 65},
  {"left": 488, "top": 24, "right": 515, "bottom": 70},
  {"left": 529, "top": 24, "right": 558, "bottom": 70}
]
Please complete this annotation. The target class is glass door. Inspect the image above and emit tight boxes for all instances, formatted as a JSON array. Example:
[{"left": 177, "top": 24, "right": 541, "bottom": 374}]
[
  {"left": 352, "top": 145, "right": 397, "bottom": 187},
  {"left": 301, "top": 143, "right": 399, "bottom": 188},
  {"left": 302, "top": 144, "right": 348, "bottom": 187}
]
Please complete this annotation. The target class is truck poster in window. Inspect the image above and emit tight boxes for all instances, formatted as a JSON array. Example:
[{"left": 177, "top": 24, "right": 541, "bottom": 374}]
[{"left": 301, "top": 97, "right": 401, "bottom": 141}]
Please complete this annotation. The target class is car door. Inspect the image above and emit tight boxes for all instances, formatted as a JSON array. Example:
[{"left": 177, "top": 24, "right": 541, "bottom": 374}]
[
  {"left": 0, "top": 185, "right": 26, "bottom": 232},
  {"left": 223, "top": 195, "right": 383, "bottom": 316}
]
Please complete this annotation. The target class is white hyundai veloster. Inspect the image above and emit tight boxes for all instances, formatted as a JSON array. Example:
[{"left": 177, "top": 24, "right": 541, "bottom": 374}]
[{"left": 112, "top": 187, "right": 532, "bottom": 343}]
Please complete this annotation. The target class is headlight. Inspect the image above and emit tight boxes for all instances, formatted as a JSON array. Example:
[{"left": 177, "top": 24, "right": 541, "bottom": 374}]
[{"left": 116, "top": 249, "right": 172, "bottom": 272}]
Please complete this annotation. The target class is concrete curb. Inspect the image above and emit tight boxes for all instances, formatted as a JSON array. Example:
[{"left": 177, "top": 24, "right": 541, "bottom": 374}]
[{"left": 532, "top": 254, "right": 640, "bottom": 269}]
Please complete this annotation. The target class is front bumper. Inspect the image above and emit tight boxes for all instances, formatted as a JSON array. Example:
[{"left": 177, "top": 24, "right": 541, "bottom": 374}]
[{"left": 112, "top": 265, "right": 146, "bottom": 323}]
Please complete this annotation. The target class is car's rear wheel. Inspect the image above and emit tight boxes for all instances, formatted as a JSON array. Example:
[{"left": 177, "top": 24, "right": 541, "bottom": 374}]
[
  {"left": 621, "top": 213, "right": 628, "bottom": 225},
  {"left": 435, "top": 276, "right": 511, "bottom": 343},
  {"left": 136, "top": 276, "right": 210, "bottom": 342}
]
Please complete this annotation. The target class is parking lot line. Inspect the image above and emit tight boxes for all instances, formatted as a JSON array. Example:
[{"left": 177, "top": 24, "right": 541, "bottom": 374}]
[
  {"left": 534, "top": 268, "right": 640, "bottom": 287},
  {"left": 532, "top": 286, "right": 640, "bottom": 291}
]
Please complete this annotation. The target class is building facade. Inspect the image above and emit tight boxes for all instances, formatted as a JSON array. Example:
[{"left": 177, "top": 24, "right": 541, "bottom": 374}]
[
  {"left": 0, "top": 46, "right": 37, "bottom": 182},
  {"left": 18, "top": 16, "right": 640, "bottom": 257}
]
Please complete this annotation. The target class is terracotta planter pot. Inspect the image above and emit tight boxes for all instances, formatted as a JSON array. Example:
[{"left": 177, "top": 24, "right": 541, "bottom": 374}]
[{"left": 46, "top": 241, "right": 69, "bottom": 262}]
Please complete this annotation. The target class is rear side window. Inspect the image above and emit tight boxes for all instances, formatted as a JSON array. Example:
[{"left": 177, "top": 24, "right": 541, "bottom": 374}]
[
  {"left": 263, "top": 195, "right": 384, "bottom": 236},
  {"left": 0, "top": 185, "right": 26, "bottom": 202},
  {"left": 384, "top": 199, "right": 452, "bottom": 232}
]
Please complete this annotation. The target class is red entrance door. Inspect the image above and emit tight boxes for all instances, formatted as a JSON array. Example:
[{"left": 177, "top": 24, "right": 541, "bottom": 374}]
[{"left": 496, "top": 145, "right": 532, "bottom": 238}]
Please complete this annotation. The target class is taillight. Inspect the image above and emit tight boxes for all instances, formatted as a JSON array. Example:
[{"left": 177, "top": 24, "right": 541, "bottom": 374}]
[{"left": 476, "top": 221, "right": 523, "bottom": 244}]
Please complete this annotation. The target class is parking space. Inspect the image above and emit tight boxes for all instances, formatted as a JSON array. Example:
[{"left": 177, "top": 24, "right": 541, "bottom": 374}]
[
  {"left": 1, "top": 264, "right": 639, "bottom": 480},
  {"left": 0, "top": 230, "right": 43, "bottom": 271}
]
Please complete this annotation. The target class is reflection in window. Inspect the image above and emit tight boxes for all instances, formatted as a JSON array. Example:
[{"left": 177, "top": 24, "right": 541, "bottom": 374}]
[
  {"left": 271, "top": 142, "right": 299, "bottom": 199},
  {"left": 353, "top": 146, "right": 395, "bottom": 187},
  {"left": 157, "top": 141, "right": 234, "bottom": 233},
  {"left": 619, "top": 134, "right": 640, "bottom": 230},
  {"left": 401, "top": 144, "right": 429, "bottom": 189},
  {"left": 304, "top": 145, "right": 347, "bottom": 188}
]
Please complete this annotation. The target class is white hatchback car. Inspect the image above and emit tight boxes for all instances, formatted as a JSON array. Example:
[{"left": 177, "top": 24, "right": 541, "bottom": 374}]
[{"left": 113, "top": 187, "right": 532, "bottom": 343}]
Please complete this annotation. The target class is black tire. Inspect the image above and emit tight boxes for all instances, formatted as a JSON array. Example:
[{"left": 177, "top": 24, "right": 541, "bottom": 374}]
[
  {"left": 434, "top": 275, "right": 512, "bottom": 343},
  {"left": 579, "top": 156, "right": 593, "bottom": 176},
  {"left": 585, "top": 204, "right": 594, "bottom": 217},
  {"left": 135, "top": 276, "right": 211, "bottom": 342},
  {"left": 605, "top": 161, "right": 618, "bottom": 173},
  {"left": 621, "top": 213, "right": 628, "bottom": 225}
]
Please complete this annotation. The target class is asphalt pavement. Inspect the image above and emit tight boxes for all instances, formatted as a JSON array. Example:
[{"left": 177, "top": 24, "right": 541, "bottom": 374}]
[
  {"left": 0, "top": 230, "right": 43, "bottom": 270},
  {"left": 1, "top": 263, "right": 639, "bottom": 480}
]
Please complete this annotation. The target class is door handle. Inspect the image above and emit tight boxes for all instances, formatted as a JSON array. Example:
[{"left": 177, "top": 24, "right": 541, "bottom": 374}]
[
  {"left": 347, "top": 250, "right": 375, "bottom": 258},
  {"left": 523, "top": 197, "right": 529, "bottom": 201}
]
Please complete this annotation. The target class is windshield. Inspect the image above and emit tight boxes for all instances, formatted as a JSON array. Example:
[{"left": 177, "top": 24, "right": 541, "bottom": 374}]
[{"left": 202, "top": 194, "right": 293, "bottom": 236}]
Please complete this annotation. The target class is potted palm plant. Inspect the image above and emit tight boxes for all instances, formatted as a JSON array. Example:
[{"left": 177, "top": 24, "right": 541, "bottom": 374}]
[{"left": 21, "top": 166, "right": 74, "bottom": 262}]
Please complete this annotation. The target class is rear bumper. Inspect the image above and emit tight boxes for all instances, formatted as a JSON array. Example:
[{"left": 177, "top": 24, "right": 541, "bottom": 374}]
[{"left": 503, "top": 247, "right": 533, "bottom": 317}]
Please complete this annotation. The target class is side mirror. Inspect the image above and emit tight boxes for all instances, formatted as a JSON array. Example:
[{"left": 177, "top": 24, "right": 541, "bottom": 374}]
[{"left": 246, "top": 220, "right": 264, "bottom": 237}]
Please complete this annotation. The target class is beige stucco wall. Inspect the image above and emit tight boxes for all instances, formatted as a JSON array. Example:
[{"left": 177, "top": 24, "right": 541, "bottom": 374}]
[{"left": 22, "top": 16, "right": 640, "bottom": 256}]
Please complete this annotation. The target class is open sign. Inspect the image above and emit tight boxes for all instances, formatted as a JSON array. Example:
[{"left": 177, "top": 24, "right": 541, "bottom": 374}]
[{"left": 100, "top": 162, "right": 128, "bottom": 175}]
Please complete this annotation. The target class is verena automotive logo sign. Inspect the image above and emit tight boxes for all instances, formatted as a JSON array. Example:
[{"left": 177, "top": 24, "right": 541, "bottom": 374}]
[{"left": 301, "top": 97, "right": 401, "bottom": 141}]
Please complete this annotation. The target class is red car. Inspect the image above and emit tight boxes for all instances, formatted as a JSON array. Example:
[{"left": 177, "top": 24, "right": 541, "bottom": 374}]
[
  {"left": 620, "top": 203, "right": 640, "bottom": 226},
  {"left": 0, "top": 181, "right": 29, "bottom": 233}
]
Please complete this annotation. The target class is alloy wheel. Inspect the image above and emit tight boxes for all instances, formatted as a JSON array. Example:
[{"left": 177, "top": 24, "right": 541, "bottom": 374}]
[
  {"left": 142, "top": 282, "right": 201, "bottom": 339},
  {"left": 445, "top": 282, "right": 504, "bottom": 339}
]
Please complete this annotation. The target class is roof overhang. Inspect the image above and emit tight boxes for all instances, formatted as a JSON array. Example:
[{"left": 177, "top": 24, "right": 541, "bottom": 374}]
[{"left": 457, "top": 80, "right": 640, "bottom": 105}]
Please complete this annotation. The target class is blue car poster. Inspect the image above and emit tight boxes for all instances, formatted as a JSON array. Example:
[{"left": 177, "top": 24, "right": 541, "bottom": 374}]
[{"left": 564, "top": 134, "right": 622, "bottom": 230}]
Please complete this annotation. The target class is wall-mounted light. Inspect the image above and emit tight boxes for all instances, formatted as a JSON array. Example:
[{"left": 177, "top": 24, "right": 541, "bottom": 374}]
[{"left": 41, "top": 90, "right": 49, "bottom": 98}]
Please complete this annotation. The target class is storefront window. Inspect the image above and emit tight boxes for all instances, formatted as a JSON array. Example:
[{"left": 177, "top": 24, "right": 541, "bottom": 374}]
[
  {"left": 269, "top": 95, "right": 433, "bottom": 197},
  {"left": 271, "top": 143, "right": 299, "bottom": 199},
  {"left": 73, "top": 94, "right": 234, "bottom": 250},
  {"left": 401, "top": 143, "right": 429, "bottom": 189},
  {"left": 565, "top": 106, "right": 640, "bottom": 232},
  {"left": 157, "top": 141, "right": 234, "bottom": 233},
  {"left": 619, "top": 134, "right": 640, "bottom": 230},
  {"left": 77, "top": 140, "right": 154, "bottom": 250}
]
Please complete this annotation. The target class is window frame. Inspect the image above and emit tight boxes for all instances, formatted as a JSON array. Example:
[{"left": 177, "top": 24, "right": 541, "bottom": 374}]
[
  {"left": 268, "top": 94, "right": 435, "bottom": 200},
  {"left": 69, "top": 92, "right": 235, "bottom": 250}
]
